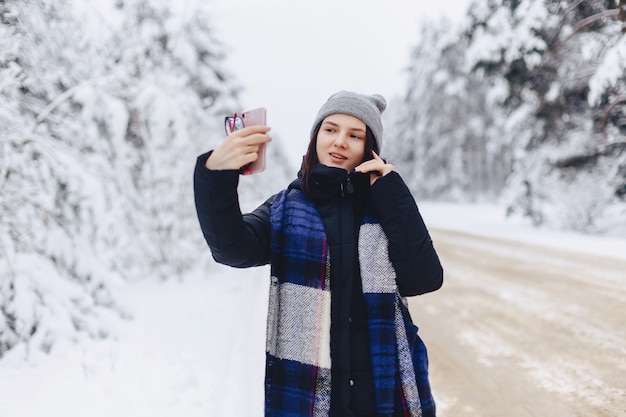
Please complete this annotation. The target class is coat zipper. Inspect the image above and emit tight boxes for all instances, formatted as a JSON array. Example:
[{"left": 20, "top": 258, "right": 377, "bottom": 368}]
[
  {"left": 345, "top": 171, "right": 355, "bottom": 195},
  {"left": 340, "top": 171, "right": 356, "bottom": 198}
]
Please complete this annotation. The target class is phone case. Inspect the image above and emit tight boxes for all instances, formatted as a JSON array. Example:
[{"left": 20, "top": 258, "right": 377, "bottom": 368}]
[{"left": 240, "top": 107, "right": 267, "bottom": 175}]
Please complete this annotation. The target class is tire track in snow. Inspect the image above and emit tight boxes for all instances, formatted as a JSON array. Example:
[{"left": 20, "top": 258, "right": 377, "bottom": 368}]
[{"left": 408, "top": 229, "right": 626, "bottom": 417}]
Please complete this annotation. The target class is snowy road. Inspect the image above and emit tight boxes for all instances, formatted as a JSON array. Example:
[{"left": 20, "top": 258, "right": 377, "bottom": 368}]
[{"left": 410, "top": 228, "right": 626, "bottom": 417}]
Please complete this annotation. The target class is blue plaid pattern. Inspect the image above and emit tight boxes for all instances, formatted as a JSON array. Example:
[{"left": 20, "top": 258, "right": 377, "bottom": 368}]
[
  {"left": 404, "top": 312, "right": 436, "bottom": 416},
  {"left": 363, "top": 292, "right": 403, "bottom": 414},
  {"left": 264, "top": 356, "right": 331, "bottom": 417},
  {"left": 266, "top": 190, "right": 433, "bottom": 417},
  {"left": 270, "top": 190, "right": 328, "bottom": 289}
]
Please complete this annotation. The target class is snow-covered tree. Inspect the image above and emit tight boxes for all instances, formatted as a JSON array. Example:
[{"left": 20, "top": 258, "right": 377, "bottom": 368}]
[
  {"left": 388, "top": 17, "right": 511, "bottom": 201},
  {"left": 0, "top": 0, "right": 291, "bottom": 359},
  {"left": 390, "top": 0, "right": 626, "bottom": 235}
]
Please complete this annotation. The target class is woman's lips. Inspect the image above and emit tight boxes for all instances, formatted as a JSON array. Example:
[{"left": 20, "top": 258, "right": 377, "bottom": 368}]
[{"left": 329, "top": 153, "right": 347, "bottom": 161}]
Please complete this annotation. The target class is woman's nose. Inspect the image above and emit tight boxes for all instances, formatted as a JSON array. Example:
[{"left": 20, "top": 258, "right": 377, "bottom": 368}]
[{"left": 333, "top": 132, "right": 347, "bottom": 148}]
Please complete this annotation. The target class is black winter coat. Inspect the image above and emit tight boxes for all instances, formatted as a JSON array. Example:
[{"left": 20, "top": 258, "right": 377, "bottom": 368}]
[{"left": 194, "top": 154, "right": 443, "bottom": 417}]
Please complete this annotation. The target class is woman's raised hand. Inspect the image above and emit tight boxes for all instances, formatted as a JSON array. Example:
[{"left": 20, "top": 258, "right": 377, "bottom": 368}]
[
  {"left": 354, "top": 151, "right": 396, "bottom": 185},
  {"left": 205, "top": 125, "right": 272, "bottom": 171}
]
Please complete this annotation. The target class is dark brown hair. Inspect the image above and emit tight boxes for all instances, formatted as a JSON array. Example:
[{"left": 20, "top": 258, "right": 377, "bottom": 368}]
[{"left": 300, "top": 122, "right": 379, "bottom": 197}]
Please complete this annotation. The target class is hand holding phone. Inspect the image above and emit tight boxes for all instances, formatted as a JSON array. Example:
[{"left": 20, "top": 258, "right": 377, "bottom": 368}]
[{"left": 224, "top": 107, "right": 267, "bottom": 175}]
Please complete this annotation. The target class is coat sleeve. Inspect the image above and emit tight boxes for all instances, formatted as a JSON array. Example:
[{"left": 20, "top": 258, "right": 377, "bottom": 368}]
[
  {"left": 193, "top": 152, "right": 273, "bottom": 268},
  {"left": 369, "top": 172, "right": 443, "bottom": 296}
]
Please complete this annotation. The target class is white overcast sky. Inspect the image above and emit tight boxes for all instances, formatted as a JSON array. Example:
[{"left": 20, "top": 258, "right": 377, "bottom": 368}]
[{"left": 195, "top": 0, "right": 472, "bottom": 164}]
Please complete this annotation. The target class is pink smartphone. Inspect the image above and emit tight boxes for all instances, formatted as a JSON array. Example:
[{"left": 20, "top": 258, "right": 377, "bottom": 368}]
[{"left": 240, "top": 107, "right": 267, "bottom": 175}]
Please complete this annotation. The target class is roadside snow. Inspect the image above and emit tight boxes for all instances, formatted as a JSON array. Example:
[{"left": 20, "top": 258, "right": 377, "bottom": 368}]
[
  {"left": 0, "top": 265, "right": 270, "bottom": 417},
  {"left": 0, "top": 202, "right": 624, "bottom": 417},
  {"left": 418, "top": 201, "right": 626, "bottom": 261}
]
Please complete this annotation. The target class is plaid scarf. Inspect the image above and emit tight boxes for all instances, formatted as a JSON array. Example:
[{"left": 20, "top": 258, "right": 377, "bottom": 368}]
[{"left": 266, "top": 188, "right": 429, "bottom": 417}]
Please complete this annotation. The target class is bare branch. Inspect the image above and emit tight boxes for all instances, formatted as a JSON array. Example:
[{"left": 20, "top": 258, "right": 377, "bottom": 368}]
[
  {"left": 31, "top": 82, "right": 85, "bottom": 134},
  {"left": 557, "top": 9, "right": 620, "bottom": 50},
  {"left": 600, "top": 95, "right": 626, "bottom": 133},
  {"left": 564, "top": 0, "right": 588, "bottom": 17},
  {"left": 572, "top": 9, "right": 620, "bottom": 33}
]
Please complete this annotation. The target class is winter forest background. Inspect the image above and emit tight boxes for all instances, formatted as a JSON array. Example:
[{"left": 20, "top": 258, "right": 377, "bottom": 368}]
[{"left": 1, "top": 0, "right": 625, "bottom": 373}]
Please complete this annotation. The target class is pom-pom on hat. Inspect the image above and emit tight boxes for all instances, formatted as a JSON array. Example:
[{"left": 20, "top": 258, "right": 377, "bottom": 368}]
[{"left": 311, "top": 90, "right": 387, "bottom": 151}]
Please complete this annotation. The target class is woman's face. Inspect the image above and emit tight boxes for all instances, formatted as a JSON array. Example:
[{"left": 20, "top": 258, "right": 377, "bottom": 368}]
[{"left": 315, "top": 114, "right": 366, "bottom": 171}]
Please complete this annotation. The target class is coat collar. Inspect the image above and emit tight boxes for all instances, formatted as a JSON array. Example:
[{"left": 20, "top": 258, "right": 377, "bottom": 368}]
[{"left": 289, "top": 163, "right": 370, "bottom": 204}]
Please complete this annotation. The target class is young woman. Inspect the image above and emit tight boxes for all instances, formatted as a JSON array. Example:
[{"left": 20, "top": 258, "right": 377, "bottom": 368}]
[{"left": 194, "top": 91, "right": 443, "bottom": 417}]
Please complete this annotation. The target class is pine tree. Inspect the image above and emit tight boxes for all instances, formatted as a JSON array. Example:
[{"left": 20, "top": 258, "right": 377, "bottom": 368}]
[
  {"left": 390, "top": 0, "right": 626, "bottom": 235},
  {"left": 0, "top": 0, "right": 292, "bottom": 359}
]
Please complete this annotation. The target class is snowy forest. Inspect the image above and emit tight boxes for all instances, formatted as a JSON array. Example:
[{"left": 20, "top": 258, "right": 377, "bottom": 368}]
[
  {"left": 388, "top": 0, "right": 626, "bottom": 236},
  {"left": 0, "top": 0, "right": 292, "bottom": 360},
  {"left": 1, "top": 0, "right": 625, "bottom": 370}
]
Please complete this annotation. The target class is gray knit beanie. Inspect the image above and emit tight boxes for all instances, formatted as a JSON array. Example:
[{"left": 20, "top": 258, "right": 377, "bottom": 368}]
[{"left": 310, "top": 90, "right": 387, "bottom": 151}]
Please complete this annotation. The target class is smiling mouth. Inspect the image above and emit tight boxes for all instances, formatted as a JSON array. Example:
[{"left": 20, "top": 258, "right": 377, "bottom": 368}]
[{"left": 329, "top": 153, "right": 347, "bottom": 160}]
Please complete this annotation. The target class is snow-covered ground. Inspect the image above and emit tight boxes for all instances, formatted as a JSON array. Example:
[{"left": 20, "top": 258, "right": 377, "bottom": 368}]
[
  {"left": 0, "top": 262, "right": 271, "bottom": 417},
  {"left": 419, "top": 202, "right": 626, "bottom": 261},
  {"left": 1, "top": 202, "right": 624, "bottom": 417}
]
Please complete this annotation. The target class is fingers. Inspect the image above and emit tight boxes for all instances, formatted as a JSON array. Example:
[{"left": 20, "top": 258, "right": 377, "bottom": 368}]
[
  {"left": 227, "top": 125, "right": 271, "bottom": 141},
  {"left": 354, "top": 159, "right": 377, "bottom": 173},
  {"left": 245, "top": 131, "right": 272, "bottom": 145},
  {"left": 371, "top": 150, "right": 383, "bottom": 161},
  {"left": 354, "top": 151, "right": 395, "bottom": 184},
  {"left": 226, "top": 127, "right": 271, "bottom": 151},
  {"left": 229, "top": 124, "right": 271, "bottom": 135},
  {"left": 355, "top": 153, "right": 390, "bottom": 173},
  {"left": 206, "top": 125, "right": 271, "bottom": 171}
]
